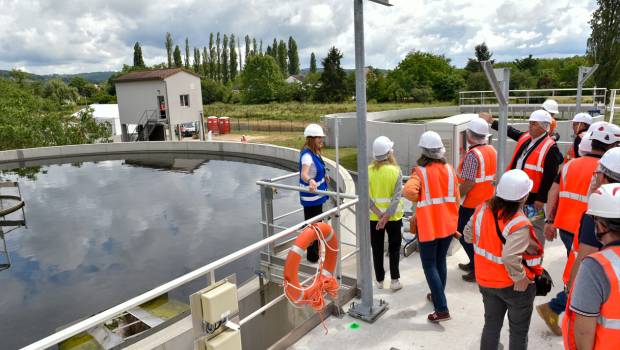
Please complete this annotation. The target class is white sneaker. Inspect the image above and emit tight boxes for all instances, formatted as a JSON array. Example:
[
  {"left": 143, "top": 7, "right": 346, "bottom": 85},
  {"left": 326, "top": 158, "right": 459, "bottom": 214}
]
[
  {"left": 375, "top": 280, "right": 384, "bottom": 289},
  {"left": 390, "top": 279, "right": 402, "bottom": 291}
]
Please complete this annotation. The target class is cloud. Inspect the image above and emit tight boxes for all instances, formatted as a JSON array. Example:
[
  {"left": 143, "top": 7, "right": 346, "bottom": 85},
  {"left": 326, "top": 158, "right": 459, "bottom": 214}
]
[{"left": 0, "top": 0, "right": 596, "bottom": 74}]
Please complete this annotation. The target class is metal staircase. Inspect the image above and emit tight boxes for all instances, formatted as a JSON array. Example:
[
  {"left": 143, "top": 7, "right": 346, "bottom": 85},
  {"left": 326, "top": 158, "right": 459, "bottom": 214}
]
[
  {"left": 130, "top": 110, "right": 161, "bottom": 141},
  {"left": 0, "top": 180, "right": 27, "bottom": 271}
]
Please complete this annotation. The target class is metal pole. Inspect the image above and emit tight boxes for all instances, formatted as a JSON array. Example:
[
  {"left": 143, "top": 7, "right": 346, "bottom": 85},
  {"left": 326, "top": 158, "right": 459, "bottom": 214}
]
[
  {"left": 498, "top": 69, "right": 510, "bottom": 179},
  {"left": 348, "top": 0, "right": 387, "bottom": 323}
]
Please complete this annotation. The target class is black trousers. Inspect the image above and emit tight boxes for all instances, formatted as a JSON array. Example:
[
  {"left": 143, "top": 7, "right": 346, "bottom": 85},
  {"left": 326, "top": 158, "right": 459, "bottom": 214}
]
[
  {"left": 303, "top": 204, "right": 323, "bottom": 263},
  {"left": 479, "top": 284, "right": 536, "bottom": 350},
  {"left": 370, "top": 219, "right": 402, "bottom": 281}
]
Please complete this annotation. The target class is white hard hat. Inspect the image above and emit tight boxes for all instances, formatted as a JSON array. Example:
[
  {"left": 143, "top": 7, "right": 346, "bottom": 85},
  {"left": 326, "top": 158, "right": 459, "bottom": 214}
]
[
  {"left": 590, "top": 123, "right": 620, "bottom": 144},
  {"left": 304, "top": 124, "right": 325, "bottom": 137},
  {"left": 418, "top": 131, "right": 444, "bottom": 149},
  {"left": 529, "top": 109, "right": 553, "bottom": 124},
  {"left": 373, "top": 136, "right": 394, "bottom": 160},
  {"left": 572, "top": 113, "right": 593, "bottom": 125},
  {"left": 578, "top": 132, "right": 592, "bottom": 156},
  {"left": 599, "top": 147, "right": 620, "bottom": 177},
  {"left": 467, "top": 117, "right": 490, "bottom": 136},
  {"left": 496, "top": 169, "right": 533, "bottom": 201},
  {"left": 541, "top": 99, "right": 559, "bottom": 114},
  {"left": 586, "top": 183, "right": 620, "bottom": 219}
]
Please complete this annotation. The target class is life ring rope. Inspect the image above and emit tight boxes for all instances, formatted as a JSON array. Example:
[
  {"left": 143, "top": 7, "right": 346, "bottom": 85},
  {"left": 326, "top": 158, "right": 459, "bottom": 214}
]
[{"left": 283, "top": 222, "right": 340, "bottom": 313}]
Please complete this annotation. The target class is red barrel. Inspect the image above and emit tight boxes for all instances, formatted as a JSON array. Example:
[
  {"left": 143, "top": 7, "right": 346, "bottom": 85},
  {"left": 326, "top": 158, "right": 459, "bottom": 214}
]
[
  {"left": 207, "top": 116, "right": 219, "bottom": 134},
  {"left": 220, "top": 117, "right": 230, "bottom": 134}
]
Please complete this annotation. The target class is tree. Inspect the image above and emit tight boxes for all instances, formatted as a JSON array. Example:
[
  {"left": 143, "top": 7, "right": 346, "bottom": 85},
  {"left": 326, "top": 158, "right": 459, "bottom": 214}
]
[
  {"left": 245, "top": 35, "right": 251, "bottom": 60},
  {"left": 387, "top": 51, "right": 456, "bottom": 96},
  {"left": 202, "top": 46, "right": 209, "bottom": 76},
  {"left": 241, "top": 54, "right": 284, "bottom": 103},
  {"left": 265, "top": 46, "right": 272, "bottom": 57},
  {"left": 69, "top": 77, "right": 96, "bottom": 98},
  {"left": 253, "top": 38, "right": 258, "bottom": 56},
  {"left": 514, "top": 54, "right": 538, "bottom": 73},
  {"left": 310, "top": 52, "right": 317, "bottom": 73},
  {"left": 193, "top": 47, "right": 201, "bottom": 73},
  {"left": 229, "top": 34, "right": 238, "bottom": 81},
  {"left": 465, "top": 42, "right": 493, "bottom": 72},
  {"left": 277, "top": 40, "right": 288, "bottom": 75},
  {"left": 259, "top": 40, "right": 263, "bottom": 55},
  {"left": 316, "top": 47, "right": 347, "bottom": 102},
  {"left": 133, "top": 42, "right": 145, "bottom": 68},
  {"left": 587, "top": 0, "right": 620, "bottom": 87},
  {"left": 184, "top": 37, "right": 190, "bottom": 68},
  {"left": 271, "top": 38, "right": 278, "bottom": 59},
  {"left": 237, "top": 36, "right": 243, "bottom": 72},
  {"left": 222, "top": 34, "right": 229, "bottom": 84},
  {"left": 165, "top": 32, "right": 173, "bottom": 68},
  {"left": 42, "top": 79, "right": 79, "bottom": 105},
  {"left": 173, "top": 45, "right": 182, "bottom": 67},
  {"left": 9, "top": 69, "right": 28, "bottom": 85},
  {"left": 287, "top": 37, "right": 300, "bottom": 75},
  {"left": 216, "top": 33, "right": 222, "bottom": 82},
  {"left": 209, "top": 33, "right": 216, "bottom": 79}
]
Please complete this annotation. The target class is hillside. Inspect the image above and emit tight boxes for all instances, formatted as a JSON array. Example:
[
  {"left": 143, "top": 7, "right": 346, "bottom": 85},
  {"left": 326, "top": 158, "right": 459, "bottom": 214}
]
[{"left": 0, "top": 70, "right": 115, "bottom": 83}]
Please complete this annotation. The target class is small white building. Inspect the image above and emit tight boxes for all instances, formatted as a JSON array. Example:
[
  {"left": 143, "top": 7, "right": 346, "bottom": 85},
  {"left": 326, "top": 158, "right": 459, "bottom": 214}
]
[
  {"left": 285, "top": 75, "right": 304, "bottom": 85},
  {"left": 115, "top": 68, "right": 204, "bottom": 141}
]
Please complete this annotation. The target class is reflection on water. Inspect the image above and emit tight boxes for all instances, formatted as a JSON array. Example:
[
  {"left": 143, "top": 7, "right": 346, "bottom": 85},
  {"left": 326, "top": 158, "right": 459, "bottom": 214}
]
[{"left": 0, "top": 154, "right": 302, "bottom": 349}]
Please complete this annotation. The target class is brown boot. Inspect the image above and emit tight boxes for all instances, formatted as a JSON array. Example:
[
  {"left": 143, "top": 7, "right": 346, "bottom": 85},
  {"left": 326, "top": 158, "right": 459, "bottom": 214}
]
[
  {"left": 536, "top": 303, "right": 562, "bottom": 336},
  {"left": 462, "top": 271, "right": 476, "bottom": 283}
]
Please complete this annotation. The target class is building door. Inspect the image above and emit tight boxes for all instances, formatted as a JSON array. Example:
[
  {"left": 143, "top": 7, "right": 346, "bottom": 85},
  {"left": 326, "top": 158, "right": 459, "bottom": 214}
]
[{"left": 157, "top": 96, "right": 167, "bottom": 120}]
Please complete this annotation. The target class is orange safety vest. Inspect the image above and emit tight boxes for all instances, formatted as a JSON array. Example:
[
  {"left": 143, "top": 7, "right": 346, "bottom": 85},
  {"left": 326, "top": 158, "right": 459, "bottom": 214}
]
[
  {"left": 558, "top": 156, "right": 600, "bottom": 285},
  {"left": 414, "top": 162, "right": 459, "bottom": 243},
  {"left": 564, "top": 131, "right": 586, "bottom": 164},
  {"left": 472, "top": 203, "right": 544, "bottom": 289},
  {"left": 507, "top": 132, "right": 556, "bottom": 193},
  {"left": 458, "top": 144, "right": 497, "bottom": 209},
  {"left": 555, "top": 156, "right": 600, "bottom": 234},
  {"left": 563, "top": 246, "right": 620, "bottom": 350}
]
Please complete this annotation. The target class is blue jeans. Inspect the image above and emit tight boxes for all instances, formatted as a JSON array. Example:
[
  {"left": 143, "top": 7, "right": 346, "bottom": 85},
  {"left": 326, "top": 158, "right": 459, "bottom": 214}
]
[
  {"left": 548, "top": 229, "right": 574, "bottom": 315},
  {"left": 458, "top": 206, "right": 476, "bottom": 269},
  {"left": 419, "top": 236, "right": 452, "bottom": 313}
]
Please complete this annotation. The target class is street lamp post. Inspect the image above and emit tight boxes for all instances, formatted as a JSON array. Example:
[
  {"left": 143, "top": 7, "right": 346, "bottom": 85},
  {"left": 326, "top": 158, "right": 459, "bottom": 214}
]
[{"left": 347, "top": 0, "right": 391, "bottom": 323}]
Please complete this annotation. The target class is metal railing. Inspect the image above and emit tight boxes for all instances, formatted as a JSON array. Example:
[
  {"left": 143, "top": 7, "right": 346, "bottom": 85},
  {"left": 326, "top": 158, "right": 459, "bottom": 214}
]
[
  {"left": 459, "top": 87, "right": 607, "bottom": 107},
  {"left": 23, "top": 181, "right": 359, "bottom": 350}
]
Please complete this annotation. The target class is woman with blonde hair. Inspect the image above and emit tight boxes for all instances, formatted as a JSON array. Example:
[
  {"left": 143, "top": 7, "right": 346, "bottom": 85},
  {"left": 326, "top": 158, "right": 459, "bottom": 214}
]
[
  {"left": 299, "top": 123, "right": 329, "bottom": 263},
  {"left": 369, "top": 136, "right": 404, "bottom": 291}
]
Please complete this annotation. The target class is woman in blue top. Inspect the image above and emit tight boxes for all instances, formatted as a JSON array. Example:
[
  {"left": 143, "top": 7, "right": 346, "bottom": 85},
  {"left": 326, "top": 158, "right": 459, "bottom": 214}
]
[{"left": 299, "top": 124, "right": 329, "bottom": 263}]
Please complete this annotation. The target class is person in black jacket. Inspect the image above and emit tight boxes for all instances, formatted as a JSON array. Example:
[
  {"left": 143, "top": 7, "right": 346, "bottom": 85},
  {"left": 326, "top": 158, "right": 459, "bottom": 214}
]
[{"left": 479, "top": 110, "right": 563, "bottom": 246}]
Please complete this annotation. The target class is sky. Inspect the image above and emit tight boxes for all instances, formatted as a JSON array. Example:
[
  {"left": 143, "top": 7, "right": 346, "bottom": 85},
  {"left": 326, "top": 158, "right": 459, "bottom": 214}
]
[{"left": 0, "top": 0, "right": 597, "bottom": 75}]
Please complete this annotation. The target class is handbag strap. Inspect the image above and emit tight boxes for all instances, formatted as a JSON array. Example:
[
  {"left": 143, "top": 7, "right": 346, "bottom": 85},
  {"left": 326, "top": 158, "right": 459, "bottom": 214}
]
[{"left": 492, "top": 211, "right": 534, "bottom": 274}]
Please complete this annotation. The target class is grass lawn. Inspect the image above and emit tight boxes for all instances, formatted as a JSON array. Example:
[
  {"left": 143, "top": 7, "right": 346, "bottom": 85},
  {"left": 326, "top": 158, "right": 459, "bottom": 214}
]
[
  {"left": 214, "top": 131, "right": 358, "bottom": 170},
  {"left": 204, "top": 101, "right": 454, "bottom": 122}
]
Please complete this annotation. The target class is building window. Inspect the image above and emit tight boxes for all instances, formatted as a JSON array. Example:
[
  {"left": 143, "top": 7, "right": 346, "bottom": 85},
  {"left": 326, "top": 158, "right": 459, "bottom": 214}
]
[{"left": 180, "top": 94, "right": 190, "bottom": 107}]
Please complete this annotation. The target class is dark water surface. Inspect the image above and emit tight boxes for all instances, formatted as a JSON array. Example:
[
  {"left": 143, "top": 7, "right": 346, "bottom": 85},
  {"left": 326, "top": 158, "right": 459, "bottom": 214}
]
[{"left": 0, "top": 153, "right": 302, "bottom": 349}]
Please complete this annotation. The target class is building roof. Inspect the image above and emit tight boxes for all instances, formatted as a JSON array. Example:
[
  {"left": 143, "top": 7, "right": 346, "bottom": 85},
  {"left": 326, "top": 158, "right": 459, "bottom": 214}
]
[{"left": 115, "top": 68, "right": 200, "bottom": 83}]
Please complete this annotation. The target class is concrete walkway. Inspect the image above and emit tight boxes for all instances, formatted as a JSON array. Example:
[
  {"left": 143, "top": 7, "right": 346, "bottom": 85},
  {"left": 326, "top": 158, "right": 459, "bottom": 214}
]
[{"left": 292, "top": 239, "right": 567, "bottom": 350}]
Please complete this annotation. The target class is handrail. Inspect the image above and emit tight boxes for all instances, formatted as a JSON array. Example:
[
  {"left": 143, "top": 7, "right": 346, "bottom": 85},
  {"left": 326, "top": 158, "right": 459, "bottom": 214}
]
[
  {"left": 255, "top": 181, "right": 358, "bottom": 200},
  {"left": 22, "top": 199, "right": 358, "bottom": 350},
  {"left": 459, "top": 87, "right": 607, "bottom": 107},
  {"left": 269, "top": 172, "right": 300, "bottom": 183}
]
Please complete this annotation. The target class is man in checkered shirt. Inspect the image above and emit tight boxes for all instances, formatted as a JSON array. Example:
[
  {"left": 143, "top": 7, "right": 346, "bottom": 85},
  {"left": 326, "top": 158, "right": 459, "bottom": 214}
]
[{"left": 457, "top": 117, "right": 498, "bottom": 283}]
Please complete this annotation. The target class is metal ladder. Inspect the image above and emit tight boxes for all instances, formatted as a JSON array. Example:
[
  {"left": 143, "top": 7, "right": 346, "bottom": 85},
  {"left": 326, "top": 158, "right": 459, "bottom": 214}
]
[{"left": 0, "top": 180, "right": 27, "bottom": 271}]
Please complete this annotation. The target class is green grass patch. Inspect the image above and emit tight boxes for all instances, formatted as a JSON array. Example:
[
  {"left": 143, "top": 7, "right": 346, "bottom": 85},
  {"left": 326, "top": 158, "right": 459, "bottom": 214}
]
[{"left": 204, "top": 101, "right": 454, "bottom": 122}]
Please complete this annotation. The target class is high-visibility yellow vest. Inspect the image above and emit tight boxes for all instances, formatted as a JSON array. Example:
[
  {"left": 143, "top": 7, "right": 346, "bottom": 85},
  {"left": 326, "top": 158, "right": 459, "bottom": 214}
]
[{"left": 368, "top": 164, "right": 404, "bottom": 221}]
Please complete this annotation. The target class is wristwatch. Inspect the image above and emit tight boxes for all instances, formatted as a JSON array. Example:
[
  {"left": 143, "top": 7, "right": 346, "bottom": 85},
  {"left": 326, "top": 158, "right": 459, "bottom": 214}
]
[{"left": 545, "top": 219, "right": 554, "bottom": 224}]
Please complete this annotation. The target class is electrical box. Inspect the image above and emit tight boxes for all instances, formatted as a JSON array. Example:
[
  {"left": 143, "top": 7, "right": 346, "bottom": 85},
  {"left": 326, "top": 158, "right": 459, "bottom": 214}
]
[
  {"left": 204, "top": 329, "right": 242, "bottom": 350},
  {"left": 426, "top": 114, "right": 481, "bottom": 166},
  {"left": 201, "top": 281, "right": 239, "bottom": 324}
]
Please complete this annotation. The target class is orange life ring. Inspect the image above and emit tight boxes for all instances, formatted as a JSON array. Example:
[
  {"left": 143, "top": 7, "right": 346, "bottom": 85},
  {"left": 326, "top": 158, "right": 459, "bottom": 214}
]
[{"left": 283, "top": 222, "right": 339, "bottom": 309}]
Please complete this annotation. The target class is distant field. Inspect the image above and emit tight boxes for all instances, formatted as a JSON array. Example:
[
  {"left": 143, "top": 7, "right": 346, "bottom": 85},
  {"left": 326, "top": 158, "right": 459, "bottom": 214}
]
[{"left": 203, "top": 101, "right": 454, "bottom": 122}]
